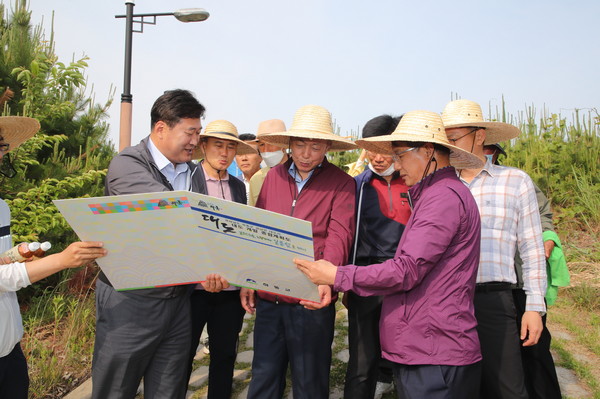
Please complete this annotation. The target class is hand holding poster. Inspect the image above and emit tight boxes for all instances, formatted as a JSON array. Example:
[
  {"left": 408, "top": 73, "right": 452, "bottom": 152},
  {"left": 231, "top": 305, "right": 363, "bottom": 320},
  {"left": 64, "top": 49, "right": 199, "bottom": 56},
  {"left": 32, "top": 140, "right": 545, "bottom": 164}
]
[{"left": 54, "top": 190, "right": 319, "bottom": 302}]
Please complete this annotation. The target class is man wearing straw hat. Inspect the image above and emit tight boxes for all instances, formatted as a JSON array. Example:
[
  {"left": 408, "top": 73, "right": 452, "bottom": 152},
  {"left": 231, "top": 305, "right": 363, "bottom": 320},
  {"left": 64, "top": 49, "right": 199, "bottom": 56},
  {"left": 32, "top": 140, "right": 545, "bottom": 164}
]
[
  {"left": 248, "top": 119, "right": 289, "bottom": 206},
  {"left": 240, "top": 105, "right": 356, "bottom": 399},
  {"left": 484, "top": 143, "right": 563, "bottom": 399},
  {"left": 235, "top": 133, "right": 262, "bottom": 203},
  {"left": 296, "top": 110, "right": 484, "bottom": 399},
  {"left": 0, "top": 116, "right": 107, "bottom": 398},
  {"left": 93, "top": 90, "right": 232, "bottom": 399},
  {"left": 345, "top": 114, "right": 410, "bottom": 399},
  {"left": 186, "top": 119, "right": 256, "bottom": 399},
  {"left": 441, "top": 99, "right": 547, "bottom": 399}
]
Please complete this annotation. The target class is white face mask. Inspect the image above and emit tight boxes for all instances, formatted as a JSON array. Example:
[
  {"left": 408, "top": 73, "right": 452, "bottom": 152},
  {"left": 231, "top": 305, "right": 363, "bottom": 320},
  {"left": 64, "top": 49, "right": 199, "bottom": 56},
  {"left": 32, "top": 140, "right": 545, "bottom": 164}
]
[
  {"left": 368, "top": 162, "right": 395, "bottom": 177},
  {"left": 261, "top": 150, "right": 285, "bottom": 167}
]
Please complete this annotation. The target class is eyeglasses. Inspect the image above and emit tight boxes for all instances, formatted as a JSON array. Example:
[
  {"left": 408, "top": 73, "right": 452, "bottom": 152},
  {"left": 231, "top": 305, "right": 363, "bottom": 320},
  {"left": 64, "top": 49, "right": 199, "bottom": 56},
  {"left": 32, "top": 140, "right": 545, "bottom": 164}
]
[
  {"left": 392, "top": 147, "right": 417, "bottom": 162},
  {"left": 447, "top": 127, "right": 482, "bottom": 144},
  {"left": 0, "top": 143, "right": 9, "bottom": 153}
]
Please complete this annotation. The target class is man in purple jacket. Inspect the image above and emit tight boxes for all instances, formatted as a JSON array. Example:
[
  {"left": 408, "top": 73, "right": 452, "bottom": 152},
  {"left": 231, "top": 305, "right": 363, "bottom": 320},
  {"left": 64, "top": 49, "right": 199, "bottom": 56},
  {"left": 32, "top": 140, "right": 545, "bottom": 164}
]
[
  {"left": 240, "top": 105, "right": 356, "bottom": 399},
  {"left": 347, "top": 114, "right": 411, "bottom": 399},
  {"left": 296, "top": 110, "right": 484, "bottom": 399}
]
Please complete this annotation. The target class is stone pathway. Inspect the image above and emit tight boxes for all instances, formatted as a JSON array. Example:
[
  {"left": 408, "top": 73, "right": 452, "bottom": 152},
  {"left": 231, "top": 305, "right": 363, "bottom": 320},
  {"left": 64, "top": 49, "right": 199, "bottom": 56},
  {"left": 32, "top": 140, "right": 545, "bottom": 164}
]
[
  {"left": 65, "top": 307, "right": 593, "bottom": 399},
  {"left": 551, "top": 328, "right": 595, "bottom": 398}
]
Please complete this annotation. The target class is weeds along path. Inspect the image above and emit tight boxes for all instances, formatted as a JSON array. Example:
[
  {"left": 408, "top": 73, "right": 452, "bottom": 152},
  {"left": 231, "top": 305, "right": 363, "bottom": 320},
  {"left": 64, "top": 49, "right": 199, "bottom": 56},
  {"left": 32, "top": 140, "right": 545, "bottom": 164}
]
[
  {"left": 548, "top": 318, "right": 599, "bottom": 398},
  {"left": 547, "top": 254, "right": 600, "bottom": 399}
]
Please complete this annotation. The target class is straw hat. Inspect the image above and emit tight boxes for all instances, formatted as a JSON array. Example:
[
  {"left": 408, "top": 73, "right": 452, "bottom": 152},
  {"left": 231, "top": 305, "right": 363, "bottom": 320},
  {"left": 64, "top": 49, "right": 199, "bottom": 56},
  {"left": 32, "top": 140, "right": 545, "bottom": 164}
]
[
  {"left": 259, "top": 105, "right": 357, "bottom": 151},
  {"left": 441, "top": 99, "right": 520, "bottom": 145},
  {"left": 0, "top": 116, "right": 41, "bottom": 151},
  {"left": 192, "top": 119, "right": 257, "bottom": 159},
  {"left": 356, "top": 110, "right": 484, "bottom": 169}
]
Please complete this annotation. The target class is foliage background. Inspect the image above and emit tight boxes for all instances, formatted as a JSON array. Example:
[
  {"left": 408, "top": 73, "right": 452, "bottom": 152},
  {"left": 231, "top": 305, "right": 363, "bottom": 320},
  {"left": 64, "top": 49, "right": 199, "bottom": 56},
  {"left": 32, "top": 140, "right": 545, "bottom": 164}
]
[{"left": 1, "top": 3, "right": 115, "bottom": 395}]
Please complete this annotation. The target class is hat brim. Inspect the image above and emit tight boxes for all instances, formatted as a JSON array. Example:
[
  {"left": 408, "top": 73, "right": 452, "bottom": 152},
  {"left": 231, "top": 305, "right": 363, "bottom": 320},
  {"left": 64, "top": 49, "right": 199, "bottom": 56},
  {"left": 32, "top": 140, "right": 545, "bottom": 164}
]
[
  {"left": 0, "top": 116, "right": 41, "bottom": 150},
  {"left": 444, "top": 121, "right": 520, "bottom": 145},
  {"left": 493, "top": 143, "right": 507, "bottom": 157},
  {"left": 259, "top": 130, "right": 357, "bottom": 152},
  {"left": 255, "top": 135, "right": 288, "bottom": 149},
  {"left": 192, "top": 133, "right": 258, "bottom": 159},
  {"left": 356, "top": 133, "right": 484, "bottom": 169}
]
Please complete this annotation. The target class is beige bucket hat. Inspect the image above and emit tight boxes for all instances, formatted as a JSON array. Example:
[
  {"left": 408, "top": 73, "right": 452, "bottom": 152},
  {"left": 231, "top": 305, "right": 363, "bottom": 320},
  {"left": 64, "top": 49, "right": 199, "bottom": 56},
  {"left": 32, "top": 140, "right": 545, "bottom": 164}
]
[
  {"left": 356, "top": 110, "right": 484, "bottom": 169},
  {"left": 259, "top": 105, "right": 357, "bottom": 152},
  {"left": 254, "top": 119, "right": 287, "bottom": 148},
  {"left": 192, "top": 119, "right": 257, "bottom": 159},
  {"left": 441, "top": 99, "right": 520, "bottom": 145},
  {"left": 0, "top": 116, "right": 41, "bottom": 151}
]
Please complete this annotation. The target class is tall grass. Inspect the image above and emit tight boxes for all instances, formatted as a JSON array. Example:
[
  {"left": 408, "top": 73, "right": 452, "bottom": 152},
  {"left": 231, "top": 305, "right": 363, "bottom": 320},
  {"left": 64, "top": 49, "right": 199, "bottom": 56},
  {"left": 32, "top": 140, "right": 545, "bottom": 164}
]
[
  {"left": 489, "top": 103, "right": 600, "bottom": 230},
  {"left": 21, "top": 279, "right": 97, "bottom": 398}
]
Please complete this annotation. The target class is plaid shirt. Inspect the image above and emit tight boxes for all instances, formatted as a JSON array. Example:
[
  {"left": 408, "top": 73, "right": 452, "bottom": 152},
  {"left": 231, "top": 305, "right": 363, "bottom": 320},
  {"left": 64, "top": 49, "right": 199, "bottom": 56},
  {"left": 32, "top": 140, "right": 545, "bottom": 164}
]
[{"left": 461, "top": 161, "right": 547, "bottom": 312}]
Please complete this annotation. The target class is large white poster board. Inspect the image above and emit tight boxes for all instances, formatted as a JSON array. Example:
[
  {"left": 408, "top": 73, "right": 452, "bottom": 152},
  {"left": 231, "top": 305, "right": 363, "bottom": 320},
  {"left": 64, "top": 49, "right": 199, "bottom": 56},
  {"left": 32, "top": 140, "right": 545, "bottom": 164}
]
[{"left": 54, "top": 191, "right": 319, "bottom": 302}]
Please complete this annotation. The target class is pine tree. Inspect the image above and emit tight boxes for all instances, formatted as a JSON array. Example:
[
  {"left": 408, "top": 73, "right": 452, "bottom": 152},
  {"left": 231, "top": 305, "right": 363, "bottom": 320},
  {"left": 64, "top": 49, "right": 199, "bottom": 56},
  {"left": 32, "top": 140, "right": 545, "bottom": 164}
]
[{"left": 0, "top": 0, "right": 115, "bottom": 298}]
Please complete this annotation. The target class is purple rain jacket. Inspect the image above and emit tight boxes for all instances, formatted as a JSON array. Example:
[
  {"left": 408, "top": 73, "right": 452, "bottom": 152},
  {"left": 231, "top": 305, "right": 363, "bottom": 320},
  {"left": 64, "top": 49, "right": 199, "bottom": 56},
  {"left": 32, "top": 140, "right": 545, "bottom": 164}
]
[{"left": 334, "top": 166, "right": 482, "bottom": 366}]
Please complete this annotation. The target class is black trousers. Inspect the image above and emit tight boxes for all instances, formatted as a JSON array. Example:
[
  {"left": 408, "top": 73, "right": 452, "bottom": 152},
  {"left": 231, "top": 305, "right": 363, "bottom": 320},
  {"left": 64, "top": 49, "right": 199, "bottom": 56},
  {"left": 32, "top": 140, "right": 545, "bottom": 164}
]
[
  {"left": 513, "top": 289, "right": 561, "bottom": 399},
  {"left": 345, "top": 291, "right": 392, "bottom": 399},
  {"left": 187, "top": 289, "right": 245, "bottom": 399},
  {"left": 0, "top": 343, "right": 28, "bottom": 399},
  {"left": 474, "top": 289, "right": 528, "bottom": 399},
  {"left": 393, "top": 362, "right": 481, "bottom": 399}
]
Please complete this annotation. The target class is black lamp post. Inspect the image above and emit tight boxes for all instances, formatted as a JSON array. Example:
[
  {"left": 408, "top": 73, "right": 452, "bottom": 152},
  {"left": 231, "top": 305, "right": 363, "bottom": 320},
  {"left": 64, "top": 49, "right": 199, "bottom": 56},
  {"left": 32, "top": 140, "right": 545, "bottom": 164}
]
[{"left": 115, "top": 1, "right": 209, "bottom": 151}]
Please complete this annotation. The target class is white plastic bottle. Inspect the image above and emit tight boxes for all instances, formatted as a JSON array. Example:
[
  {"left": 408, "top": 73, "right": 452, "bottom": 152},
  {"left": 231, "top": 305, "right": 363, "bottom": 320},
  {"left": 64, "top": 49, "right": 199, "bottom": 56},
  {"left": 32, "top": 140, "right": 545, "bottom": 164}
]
[
  {"left": 1, "top": 242, "right": 41, "bottom": 262},
  {"left": 32, "top": 241, "right": 51, "bottom": 258}
]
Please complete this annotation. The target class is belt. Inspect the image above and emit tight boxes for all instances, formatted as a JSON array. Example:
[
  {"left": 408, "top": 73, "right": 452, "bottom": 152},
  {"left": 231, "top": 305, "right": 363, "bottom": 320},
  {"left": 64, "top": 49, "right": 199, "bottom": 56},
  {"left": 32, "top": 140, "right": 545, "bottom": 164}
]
[{"left": 475, "top": 282, "right": 514, "bottom": 293}]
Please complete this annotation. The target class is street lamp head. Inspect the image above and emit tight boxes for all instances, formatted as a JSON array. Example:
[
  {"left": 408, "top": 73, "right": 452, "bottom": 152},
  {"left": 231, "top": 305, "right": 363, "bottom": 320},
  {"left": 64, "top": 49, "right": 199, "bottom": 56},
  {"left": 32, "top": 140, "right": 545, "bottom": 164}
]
[
  {"left": 174, "top": 8, "right": 210, "bottom": 23},
  {"left": 118, "top": 2, "right": 210, "bottom": 151}
]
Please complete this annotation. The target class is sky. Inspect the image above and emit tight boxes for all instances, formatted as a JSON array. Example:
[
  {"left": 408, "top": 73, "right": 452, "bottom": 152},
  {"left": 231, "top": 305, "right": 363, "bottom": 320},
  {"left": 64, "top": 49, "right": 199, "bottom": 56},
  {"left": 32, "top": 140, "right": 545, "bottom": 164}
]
[{"left": 22, "top": 0, "right": 600, "bottom": 148}]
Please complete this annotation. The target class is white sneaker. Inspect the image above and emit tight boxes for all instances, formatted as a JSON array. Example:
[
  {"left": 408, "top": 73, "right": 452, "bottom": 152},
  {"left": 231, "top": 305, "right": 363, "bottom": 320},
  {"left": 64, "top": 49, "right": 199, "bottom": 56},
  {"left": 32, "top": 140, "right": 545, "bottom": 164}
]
[{"left": 374, "top": 381, "right": 394, "bottom": 399}]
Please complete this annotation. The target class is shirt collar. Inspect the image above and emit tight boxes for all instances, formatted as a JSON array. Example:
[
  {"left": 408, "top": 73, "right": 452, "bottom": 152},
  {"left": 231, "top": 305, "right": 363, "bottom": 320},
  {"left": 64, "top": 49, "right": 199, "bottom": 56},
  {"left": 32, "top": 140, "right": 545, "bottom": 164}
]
[
  {"left": 457, "top": 157, "right": 497, "bottom": 185},
  {"left": 484, "top": 158, "right": 499, "bottom": 177},
  {"left": 475, "top": 158, "right": 496, "bottom": 179},
  {"left": 147, "top": 136, "right": 189, "bottom": 174},
  {"left": 288, "top": 161, "right": 319, "bottom": 183}
]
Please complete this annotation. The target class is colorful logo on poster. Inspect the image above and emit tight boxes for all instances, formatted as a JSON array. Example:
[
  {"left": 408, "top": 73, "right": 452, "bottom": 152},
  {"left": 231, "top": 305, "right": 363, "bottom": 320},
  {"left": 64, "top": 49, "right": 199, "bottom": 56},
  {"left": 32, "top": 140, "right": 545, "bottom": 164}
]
[{"left": 89, "top": 197, "right": 190, "bottom": 214}]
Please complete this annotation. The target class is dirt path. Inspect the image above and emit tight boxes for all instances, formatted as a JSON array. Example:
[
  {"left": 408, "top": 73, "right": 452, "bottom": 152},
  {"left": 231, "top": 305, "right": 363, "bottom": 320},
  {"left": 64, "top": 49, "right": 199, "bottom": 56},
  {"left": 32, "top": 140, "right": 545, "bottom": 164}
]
[{"left": 548, "top": 318, "right": 599, "bottom": 398}]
